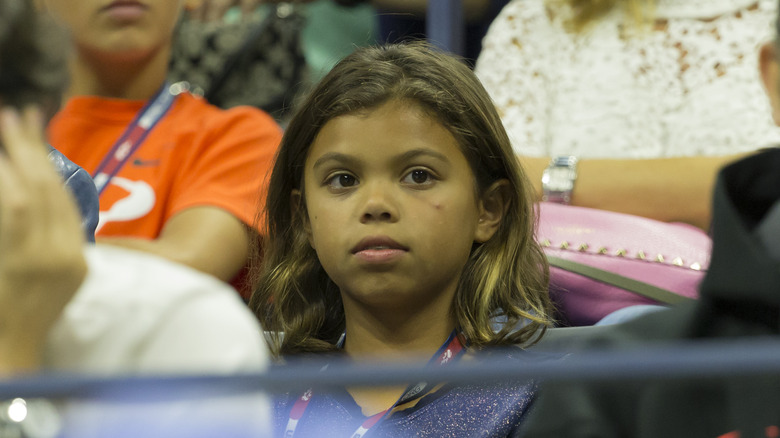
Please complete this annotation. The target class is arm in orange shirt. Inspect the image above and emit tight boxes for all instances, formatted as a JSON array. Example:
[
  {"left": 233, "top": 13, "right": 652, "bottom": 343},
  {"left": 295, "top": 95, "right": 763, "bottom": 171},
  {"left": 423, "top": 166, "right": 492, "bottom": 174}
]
[
  {"left": 95, "top": 103, "right": 279, "bottom": 284},
  {"left": 98, "top": 206, "right": 249, "bottom": 282}
]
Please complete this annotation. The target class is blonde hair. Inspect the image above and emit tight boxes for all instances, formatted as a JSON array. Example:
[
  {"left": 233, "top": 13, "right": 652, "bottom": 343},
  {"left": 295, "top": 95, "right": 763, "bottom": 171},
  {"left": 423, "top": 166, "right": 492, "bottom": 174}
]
[
  {"left": 546, "top": 0, "right": 656, "bottom": 32},
  {"left": 249, "top": 42, "right": 555, "bottom": 358}
]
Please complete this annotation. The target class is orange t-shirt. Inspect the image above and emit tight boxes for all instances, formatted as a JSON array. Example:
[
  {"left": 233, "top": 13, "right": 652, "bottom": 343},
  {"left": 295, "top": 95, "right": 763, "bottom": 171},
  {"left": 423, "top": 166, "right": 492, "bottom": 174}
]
[{"left": 48, "top": 92, "right": 282, "bottom": 239}]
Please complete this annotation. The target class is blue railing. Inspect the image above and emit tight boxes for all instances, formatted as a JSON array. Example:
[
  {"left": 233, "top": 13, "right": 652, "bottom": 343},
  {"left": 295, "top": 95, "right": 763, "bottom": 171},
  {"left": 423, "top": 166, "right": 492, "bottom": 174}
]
[{"left": 427, "top": 0, "right": 465, "bottom": 56}]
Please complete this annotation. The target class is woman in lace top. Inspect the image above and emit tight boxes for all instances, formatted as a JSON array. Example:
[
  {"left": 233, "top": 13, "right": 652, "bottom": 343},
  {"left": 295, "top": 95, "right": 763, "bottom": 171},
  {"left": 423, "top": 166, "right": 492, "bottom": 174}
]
[{"left": 475, "top": 0, "right": 779, "bottom": 229}]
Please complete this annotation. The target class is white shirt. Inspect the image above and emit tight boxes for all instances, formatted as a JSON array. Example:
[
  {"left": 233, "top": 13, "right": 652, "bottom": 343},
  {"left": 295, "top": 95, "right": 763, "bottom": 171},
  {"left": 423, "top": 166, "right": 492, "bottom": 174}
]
[
  {"left": 42, "top": 245, "right": 271, "bottom": 437},
  {"left": 476, "top": 0, "right": 780, "bottom": 158},
  {"left": 46, "top": 245, "right": 268, "bottom": 373}
]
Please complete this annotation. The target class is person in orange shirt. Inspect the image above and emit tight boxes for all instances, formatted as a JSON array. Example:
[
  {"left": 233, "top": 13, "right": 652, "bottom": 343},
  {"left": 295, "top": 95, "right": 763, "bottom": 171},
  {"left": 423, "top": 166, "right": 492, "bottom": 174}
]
[{"left": 40, "top": 0, "right": 282, "bottom": 294}]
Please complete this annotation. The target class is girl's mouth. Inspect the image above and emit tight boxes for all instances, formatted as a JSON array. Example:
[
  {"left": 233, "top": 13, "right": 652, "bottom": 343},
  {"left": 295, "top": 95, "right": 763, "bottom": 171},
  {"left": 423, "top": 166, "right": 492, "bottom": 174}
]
[{"left": 101, "top": 1, "right": 148, "bottom": 23}]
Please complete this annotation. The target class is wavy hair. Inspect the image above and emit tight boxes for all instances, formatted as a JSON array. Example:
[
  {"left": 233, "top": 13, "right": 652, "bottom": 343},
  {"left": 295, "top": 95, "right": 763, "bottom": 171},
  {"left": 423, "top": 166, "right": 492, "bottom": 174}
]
[
  {"left": 0, "top": 0, "right": 68, "bottom": 114},
  {"left": 249, "top": 42, "right": 555, "bottom": 357}
]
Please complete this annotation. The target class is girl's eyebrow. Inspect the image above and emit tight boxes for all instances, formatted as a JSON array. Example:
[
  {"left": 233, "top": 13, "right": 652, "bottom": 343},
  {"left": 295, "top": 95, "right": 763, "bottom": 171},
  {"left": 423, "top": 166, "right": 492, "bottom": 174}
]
[
  {"left": 311, "top": 148, "right": 452, "bottom": 170},
  {"left": 311, "top": 152, "right": 360, "bottom": 170},
  {"left": 396, "top": 148, "right": 450, "bottom": 165}
]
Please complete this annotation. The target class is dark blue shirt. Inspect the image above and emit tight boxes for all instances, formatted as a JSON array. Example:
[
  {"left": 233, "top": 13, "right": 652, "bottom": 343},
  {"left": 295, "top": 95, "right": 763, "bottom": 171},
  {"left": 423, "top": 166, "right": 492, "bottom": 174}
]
[{"left": 273, "top": 347, "right": 553, "bottom": 437}]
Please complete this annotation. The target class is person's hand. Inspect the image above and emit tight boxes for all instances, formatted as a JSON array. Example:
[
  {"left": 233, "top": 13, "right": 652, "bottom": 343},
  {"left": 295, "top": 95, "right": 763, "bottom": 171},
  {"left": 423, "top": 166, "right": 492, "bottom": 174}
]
[
  {"left": 186, "top": 0, "right": 264, "bottom": 22},
  {"left": 0, "top": 106, "right": 87, "bottom": 375}
]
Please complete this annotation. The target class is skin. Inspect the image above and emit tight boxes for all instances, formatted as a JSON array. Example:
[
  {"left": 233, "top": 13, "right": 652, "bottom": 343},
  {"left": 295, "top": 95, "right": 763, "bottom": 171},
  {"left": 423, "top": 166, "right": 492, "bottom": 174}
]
[
  {"left": 0, "top": 107, "right": 87, "bottom": 376},
  {"left": 39, "top": 0, "right": 251, "bottom": 282},
  {"left": 297, "top": 99, "right": 507, "bottom": 414},
  {"left": 521, "top": 153, "right": 746, "bottom": 230},
  {"left": 40, "top": 0, "right": 195, "bottom": 100}
]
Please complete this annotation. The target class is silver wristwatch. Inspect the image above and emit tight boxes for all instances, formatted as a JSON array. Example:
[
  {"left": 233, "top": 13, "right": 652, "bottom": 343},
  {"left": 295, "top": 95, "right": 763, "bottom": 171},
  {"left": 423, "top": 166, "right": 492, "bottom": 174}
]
[{"left": 542, "top": 155, "right": 578, "bottom": 204}]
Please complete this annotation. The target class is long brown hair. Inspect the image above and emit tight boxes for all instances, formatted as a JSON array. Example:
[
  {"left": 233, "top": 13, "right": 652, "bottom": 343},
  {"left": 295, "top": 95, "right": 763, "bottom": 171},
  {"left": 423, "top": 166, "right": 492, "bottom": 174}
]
[{"left": 249, "top": 42, "right": 555, "bottom": 358}]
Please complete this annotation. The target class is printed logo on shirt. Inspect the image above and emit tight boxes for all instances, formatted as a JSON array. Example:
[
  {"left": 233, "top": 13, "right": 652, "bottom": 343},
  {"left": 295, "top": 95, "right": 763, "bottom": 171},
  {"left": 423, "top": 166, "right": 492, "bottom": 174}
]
[
  {"left": 96, "top": 177, "right": 156, "bottom": 232},
  {"left": 132, "top": 158, "right": 161, "bottom": 167},
  {"left": 440, "top": 349, "right": 453, "bottom": 364}
]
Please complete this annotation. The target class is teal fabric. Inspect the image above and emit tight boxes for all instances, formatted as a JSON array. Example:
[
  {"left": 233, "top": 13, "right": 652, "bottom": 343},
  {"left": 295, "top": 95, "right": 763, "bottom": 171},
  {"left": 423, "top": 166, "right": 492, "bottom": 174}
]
[
  {"left": 226, "top": 2, "right": 377, "bottom": 84},
  {"left": 301, "top": 1, "right": 378, "bottom": 82}
]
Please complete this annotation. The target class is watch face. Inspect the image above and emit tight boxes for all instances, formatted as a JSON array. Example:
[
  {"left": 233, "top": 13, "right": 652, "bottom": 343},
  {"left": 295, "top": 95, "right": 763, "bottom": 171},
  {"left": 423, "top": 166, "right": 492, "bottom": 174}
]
[{"left": 543, "top": 167, "right": 576, "bottom": 192}]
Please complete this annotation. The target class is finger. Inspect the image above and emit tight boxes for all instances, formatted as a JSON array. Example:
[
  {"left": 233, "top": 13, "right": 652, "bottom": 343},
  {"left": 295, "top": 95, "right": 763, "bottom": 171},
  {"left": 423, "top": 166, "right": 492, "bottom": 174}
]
[
  {"left": 0, "top": 109, "right": 86, "bottom": 316},
  {"left": 0, "top": 106, "right": 45, "bottom": 146},
  {"left": 0, "top": 154, "right": 85, "bottom": 280},
  {"left": 0, "top": 107, "right": 48, "bottom": 165},
  {"left": 0, "top": 158, "right": 48, "bottom": 248},
  {"left": 0, "top": 108, "right": 62, "bottom": 212},
  {"left": 20, "top": 106, "right": 45, "bottom": 148},
  {"left": 0, "top": 151, "right": 32, "bottom": 252},
  {"left": 0, "top": 107, "right": 21, "bottom": 154},
  {"left": 0, "top": 106, "right": 82, "bottom": 248}
]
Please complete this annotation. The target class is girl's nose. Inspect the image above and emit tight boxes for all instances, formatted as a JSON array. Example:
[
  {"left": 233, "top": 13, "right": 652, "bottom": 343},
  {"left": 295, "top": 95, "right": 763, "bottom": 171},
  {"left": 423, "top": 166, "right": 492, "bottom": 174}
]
[{"left": 359, "top": 183, "right": 399, "bottom": 224}]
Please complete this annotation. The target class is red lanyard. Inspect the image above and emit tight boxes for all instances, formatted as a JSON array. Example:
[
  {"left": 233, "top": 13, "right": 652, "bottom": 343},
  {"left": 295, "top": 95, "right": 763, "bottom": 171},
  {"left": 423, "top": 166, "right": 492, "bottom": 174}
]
[
  {"left": 91, "top": 82, "right": 178, "bottom": 195},
  {"left": 285, "top": 331, "right": 466, "bottom": 438}
]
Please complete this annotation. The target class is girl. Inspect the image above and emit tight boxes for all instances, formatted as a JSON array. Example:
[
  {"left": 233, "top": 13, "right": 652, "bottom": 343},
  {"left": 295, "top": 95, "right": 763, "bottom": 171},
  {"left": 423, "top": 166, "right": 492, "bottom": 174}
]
[{"left": 249, "top": 42, "right": 555, "bottom": 437}]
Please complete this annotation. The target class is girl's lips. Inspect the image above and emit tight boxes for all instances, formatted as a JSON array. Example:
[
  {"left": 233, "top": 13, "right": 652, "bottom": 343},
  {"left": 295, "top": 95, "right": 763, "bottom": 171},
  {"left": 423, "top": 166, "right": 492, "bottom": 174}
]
[
  {"left": 353, "top": 248, "right": 407, "bottom": 263},
  {"left": 351, "top": 236, "right": 407, "bottom": 254},
  {"left": 351, "top": 236, "right": 408, "bottom": 263},
  {"left": 101, "top": 1, "right": 148, "bottom": 22}
]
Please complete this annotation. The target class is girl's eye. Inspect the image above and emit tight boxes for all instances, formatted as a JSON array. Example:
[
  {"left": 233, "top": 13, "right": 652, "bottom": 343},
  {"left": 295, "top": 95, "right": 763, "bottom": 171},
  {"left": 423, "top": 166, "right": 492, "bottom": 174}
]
[
  {"left": 402, "top": 169, "right": 435, "bottom": 185},
  {"left": 326, "top": 173, "right": 358, "bottom": 189}
]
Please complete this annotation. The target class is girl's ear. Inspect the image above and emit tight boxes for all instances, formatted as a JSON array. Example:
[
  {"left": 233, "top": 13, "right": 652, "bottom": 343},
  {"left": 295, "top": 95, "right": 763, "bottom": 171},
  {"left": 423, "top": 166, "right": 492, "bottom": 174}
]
[
  {"left": 474, "top": 179, "right": 511, "bottom": 243},
  {"left": 291, "top": 189, "right": 314, "bottom": 248}
]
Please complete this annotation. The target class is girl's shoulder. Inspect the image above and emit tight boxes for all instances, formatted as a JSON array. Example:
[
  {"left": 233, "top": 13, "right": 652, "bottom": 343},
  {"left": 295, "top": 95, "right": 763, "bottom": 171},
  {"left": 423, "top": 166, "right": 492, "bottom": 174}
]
[
  {"left": 374, "top": 346, "right": 561, "bottom": 435},
  {"left": 270, "top": 347, "right": 565, "bottom": 437}
]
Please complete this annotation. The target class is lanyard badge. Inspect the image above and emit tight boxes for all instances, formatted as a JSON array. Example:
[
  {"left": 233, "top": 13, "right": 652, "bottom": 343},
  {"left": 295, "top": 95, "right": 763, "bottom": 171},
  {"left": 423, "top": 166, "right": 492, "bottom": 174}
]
[{"left": 91, "top": 82, "right": 179, "bottom": 195}]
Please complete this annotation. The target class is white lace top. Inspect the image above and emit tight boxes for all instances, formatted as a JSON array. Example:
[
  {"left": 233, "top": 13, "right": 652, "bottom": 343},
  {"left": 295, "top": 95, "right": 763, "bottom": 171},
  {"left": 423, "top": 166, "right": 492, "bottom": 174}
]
[{"left": 475, "top": 0, "right": 780, "bottom": 157}]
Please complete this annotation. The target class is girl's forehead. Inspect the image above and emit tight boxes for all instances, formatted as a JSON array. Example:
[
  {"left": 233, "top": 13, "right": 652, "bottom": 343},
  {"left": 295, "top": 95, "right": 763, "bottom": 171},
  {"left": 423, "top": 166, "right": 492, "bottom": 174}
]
[
  {"left": 315, "top": 100, "right": 444, "bottom": 144},
  {"left": 335, "top": 99, "right": 431, "bottom": 123},
  {"left": 303, "top": 100, "right": 467, "bottom": 169}
]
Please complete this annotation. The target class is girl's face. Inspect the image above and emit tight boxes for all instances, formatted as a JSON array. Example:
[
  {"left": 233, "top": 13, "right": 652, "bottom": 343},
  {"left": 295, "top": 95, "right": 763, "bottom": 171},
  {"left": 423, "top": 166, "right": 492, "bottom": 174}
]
[
  {"left": 299, "top": 100, "right": 500, "bottom": 314},
  {"left": 40, "top": 0, "right": 187, "bottom": 59}
]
